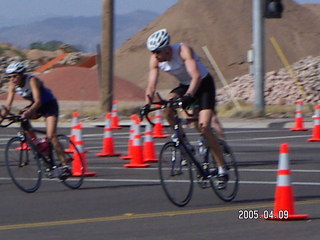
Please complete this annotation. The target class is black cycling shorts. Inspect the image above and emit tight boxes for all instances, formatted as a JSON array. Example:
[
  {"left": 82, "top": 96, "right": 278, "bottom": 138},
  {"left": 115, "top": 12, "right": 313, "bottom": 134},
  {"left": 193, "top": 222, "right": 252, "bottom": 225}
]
[
  {"left": 170, "top": 74, "right": 216, "bottom": 111},
  {"left": 37, "top": 99, "right": 59, "bottom": 118}
]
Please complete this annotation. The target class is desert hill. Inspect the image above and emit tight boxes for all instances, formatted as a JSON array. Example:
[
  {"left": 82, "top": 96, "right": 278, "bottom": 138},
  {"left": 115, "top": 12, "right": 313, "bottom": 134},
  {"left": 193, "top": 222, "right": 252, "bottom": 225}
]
[
  {"left": 0, "top": 10, "right": 159, "bottom": 52},
  {"left": 114, "top": 0, "right": 320, "bottom": 91}
]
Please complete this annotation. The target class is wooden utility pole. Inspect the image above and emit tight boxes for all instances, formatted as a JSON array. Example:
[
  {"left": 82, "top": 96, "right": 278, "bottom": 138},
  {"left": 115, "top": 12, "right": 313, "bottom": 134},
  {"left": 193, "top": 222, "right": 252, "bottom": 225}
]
[{"left": 100, "top": 0, "right": 114, "bottom": 112}]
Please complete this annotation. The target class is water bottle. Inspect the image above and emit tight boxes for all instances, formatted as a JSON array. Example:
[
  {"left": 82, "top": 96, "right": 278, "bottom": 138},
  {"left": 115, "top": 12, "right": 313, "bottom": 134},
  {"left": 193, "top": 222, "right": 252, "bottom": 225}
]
[{"left": 197, "top": 136, "right": 207, "bottom": 156}]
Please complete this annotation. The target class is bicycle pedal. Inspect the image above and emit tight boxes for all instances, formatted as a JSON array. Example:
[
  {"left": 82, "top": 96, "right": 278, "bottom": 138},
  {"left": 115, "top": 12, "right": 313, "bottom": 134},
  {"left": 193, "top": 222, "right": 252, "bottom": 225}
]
[
  {"left": 196, "top": 176, "right": 210, "bottom": 189},
  {"left": 180, "top": 159, "right": 188, "bottom": 166},
  {"left": 44, "top": 168, "right": 55, "bottom": 179},
  {"left": 19, "top": 162, "right": 28, "bottom": 167}
]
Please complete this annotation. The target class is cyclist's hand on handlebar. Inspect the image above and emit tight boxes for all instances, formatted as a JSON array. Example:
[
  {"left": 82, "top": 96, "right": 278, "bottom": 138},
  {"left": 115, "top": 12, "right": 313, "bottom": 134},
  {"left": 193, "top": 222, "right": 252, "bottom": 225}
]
[
  {"left": 140, "top": 104, "right": 151, "bottom": 118},
  {"left": 176, "top": 94, "right": 195, "bottom": 109}
]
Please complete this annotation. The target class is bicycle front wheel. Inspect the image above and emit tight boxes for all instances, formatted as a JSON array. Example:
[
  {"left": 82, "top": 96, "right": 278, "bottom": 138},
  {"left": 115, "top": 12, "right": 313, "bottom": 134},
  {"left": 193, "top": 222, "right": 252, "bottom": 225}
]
[
  {"left": 209, "top": 144, "right": 239, "bottom": 202},
  {"left": 5, "top": 137, "right": 42, "bottom": 193},
  {"left": 159, "top": 142, "right": 193, "bottom": 207},
  {"left": 55, "top": 134, "right": 85, "bottom": 189}
]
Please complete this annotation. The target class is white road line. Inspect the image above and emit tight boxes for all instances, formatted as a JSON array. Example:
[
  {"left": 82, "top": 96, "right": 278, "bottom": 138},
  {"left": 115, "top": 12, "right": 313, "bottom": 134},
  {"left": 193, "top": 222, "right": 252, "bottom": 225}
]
[{"left": 0, "top": 177, "right": 318, "bottom": 186}]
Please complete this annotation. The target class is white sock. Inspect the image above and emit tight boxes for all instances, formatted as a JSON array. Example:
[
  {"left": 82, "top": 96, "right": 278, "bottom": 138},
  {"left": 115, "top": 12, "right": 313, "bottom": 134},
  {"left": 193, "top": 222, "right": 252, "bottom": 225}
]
[{"left": 218, "top": 166, "right": 226, "bottom": 175}]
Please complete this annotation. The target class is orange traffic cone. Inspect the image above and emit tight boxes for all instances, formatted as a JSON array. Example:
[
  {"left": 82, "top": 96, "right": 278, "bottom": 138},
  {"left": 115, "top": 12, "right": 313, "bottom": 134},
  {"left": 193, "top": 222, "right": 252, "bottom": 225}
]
[
  {"left": 143, "top": 122, "right": 158, "bottom": 162},
  {"left": 153, "top": 108, "right": 168, "bottom": 138},
  {"left": 121, "top": 114, "right": 139, "bottom": 160},
  {"left": 65, "top": 111, "right": 79, "bottom": 153},
  {"left": 264, "top": 143, "right": 308, "bottom": 220},
  {"left": 124, "top": 118, "right": 150, "bottom": 168},
  {"left": 16, "top": 142, "right": 31, "bottom": 150},
  {"left": 111, "top": 100, "right": 122, "bottom": 129},
  {"left": 72, "top": 123, "right": 96, "bottom": 177},
  {"left": 308, "top": 104, "right": 320, "bottom": 141},
  {"left": 290, "top": 100, "right": 308, "bottom": 131},
  {"left": 96, "top": 113, "right": 121, "bottom": 157}
]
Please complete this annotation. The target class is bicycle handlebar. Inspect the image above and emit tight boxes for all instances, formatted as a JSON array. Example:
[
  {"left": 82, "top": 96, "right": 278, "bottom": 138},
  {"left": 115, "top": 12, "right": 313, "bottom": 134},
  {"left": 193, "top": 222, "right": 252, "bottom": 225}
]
[
  {"left": 139, "top": 93, "right": 195, "bottom": 126},
  {"left": 0, "top": 105, "right": 24, "bottom": 128}
]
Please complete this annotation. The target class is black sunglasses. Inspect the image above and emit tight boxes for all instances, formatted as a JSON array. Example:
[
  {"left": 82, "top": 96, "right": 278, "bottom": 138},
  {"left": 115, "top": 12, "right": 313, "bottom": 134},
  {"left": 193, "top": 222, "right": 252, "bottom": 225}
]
[{"left": 151, "top": 49, "right": 162, "bottom": 54}]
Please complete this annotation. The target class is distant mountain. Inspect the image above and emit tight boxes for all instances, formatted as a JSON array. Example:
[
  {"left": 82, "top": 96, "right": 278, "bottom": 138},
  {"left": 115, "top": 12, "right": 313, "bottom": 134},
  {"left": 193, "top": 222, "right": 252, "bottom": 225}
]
[
  {"left": 0, "top": 10, "right": 159, "bottom": 52},
  {"left": 115, "top": 0, "right": 320, "bottom": 90}
]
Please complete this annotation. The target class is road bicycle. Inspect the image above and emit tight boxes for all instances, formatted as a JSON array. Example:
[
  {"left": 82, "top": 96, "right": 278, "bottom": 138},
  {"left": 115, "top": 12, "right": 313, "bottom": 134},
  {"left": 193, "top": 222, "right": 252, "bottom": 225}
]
[
  {"left": 0, "top": 106, "right": 85, "bottom": 193},
  {"left": 140, "top": 94, "right": 239, "bottom": 207}
]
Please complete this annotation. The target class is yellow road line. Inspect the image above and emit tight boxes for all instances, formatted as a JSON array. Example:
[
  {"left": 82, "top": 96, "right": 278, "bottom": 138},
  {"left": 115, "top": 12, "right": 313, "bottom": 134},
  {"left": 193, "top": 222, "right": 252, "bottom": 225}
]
[{"left": 1, "top": 199, "right": 319, "bottom": 231}]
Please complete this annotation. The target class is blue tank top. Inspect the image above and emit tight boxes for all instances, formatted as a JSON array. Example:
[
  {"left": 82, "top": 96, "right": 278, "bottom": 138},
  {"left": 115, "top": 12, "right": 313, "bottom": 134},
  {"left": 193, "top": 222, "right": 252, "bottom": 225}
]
[{"left": 15, "top": 74, "right": 56, "bottom": 104}]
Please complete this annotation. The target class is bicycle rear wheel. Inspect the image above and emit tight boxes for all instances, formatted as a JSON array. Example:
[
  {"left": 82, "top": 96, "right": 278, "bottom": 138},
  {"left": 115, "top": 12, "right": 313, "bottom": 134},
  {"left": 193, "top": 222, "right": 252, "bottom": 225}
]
[
  {"left": 209, "top": 143, "right": 239, "bottom": 202},
  {"left": 5, "top": 137, "right": 42, "bottom": 193},
  {"left": 54, "top": 134, "right": 84, "bottom": 189},
  {"left": 159, "top": 142, "right": 193, "bottom": 207}
]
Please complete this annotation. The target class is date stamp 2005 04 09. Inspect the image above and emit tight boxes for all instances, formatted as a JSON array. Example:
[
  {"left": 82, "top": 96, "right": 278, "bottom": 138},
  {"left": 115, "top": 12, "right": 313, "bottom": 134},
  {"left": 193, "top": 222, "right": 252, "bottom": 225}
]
[{"left": 238, "top": 209, "right": 289, "bottom": 220}]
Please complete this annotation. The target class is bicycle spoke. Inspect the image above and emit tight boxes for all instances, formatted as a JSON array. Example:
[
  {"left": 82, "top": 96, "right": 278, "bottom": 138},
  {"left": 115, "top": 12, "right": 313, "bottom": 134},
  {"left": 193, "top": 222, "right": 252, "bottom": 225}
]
[
  {"left": 208, "top": 144, "right": 239, "bottom": 202},
  {"left": 159, "top": 142, "right": 193, "bottom": 207},
  {"left": 55, "top": 135, "right": 84, "bottom": 189},
  {"left": 5, "top": 137, "right": 42, "bottom": 193}
]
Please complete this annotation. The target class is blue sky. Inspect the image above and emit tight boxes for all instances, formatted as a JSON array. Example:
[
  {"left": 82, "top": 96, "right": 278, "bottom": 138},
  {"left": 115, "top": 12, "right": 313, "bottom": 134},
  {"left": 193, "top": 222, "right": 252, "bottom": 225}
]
[
  {"left": 0, "top": 0, "right": 318, "bottom": 27},
  {"left": 0, "top": 0, "right": 318, "bottom": 18}
]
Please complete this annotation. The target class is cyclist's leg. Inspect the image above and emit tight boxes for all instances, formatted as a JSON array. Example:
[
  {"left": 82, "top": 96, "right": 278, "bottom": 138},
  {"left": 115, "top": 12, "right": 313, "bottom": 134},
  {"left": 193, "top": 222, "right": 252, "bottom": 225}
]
[
  {"left": 40, "top": 100, "right": 67, "bottom": 167},
  {"left": 163, "top": 91, "right": 180, "bottom": 127},
  {"left": 195, "top": 74, "right": 227, "bottom": 176},
  {"left": 164, "top": 85, "right": 187, "bottom": 125},
  {"left": 212, "top": 114, "right": 225, "bottom": 141},
  {"left": 45, "top": 115, "right": 67, "bottom": 165},
  {"left": 198, "top": 109, "right": 224, "bottom": 169}
]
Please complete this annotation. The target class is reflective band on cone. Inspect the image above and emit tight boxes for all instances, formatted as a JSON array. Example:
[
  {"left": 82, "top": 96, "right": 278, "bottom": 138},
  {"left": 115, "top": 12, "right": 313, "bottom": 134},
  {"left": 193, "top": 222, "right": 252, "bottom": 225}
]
[
  {"left": 153, "top": 108, "right": 168, "bottom": 138},
  {"left": 124, "top": 118, "right": 150, "bottom": 168},
  {"left": 264, "top": 143, "right": 308, "bottom": 220},
  {"left": 308, "top": 104, "right": 320, "bottom": 141},
  {"left": 96, "top": 113, "right": 121, "bottom": 157},
  {"left": 290, "top": 100, "right": 308, "bottom": 131},
  {"left": 72, "top": 123, "right": 96, "bottom": 177},
  {"left": 111, "top": 100, "right": 122, "bottom": 129},
  {"left": 66, "top": 112, "right": 79, "bottom": 153},
  {"left": 143, "top": 122, "right": 158, "bottom": 162},
  {"left": 121, "top": 114, "right": 138, "bottom": 160}
]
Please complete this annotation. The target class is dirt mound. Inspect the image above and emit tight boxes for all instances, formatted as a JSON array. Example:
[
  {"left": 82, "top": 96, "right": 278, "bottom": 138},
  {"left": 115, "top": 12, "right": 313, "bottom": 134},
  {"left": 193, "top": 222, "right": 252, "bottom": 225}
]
[
  {"left": 38, "top": 66, "right": 144, "bottom": 101},
  {"left": 115, "top": 0, "right": 320, "bottom": 91}
]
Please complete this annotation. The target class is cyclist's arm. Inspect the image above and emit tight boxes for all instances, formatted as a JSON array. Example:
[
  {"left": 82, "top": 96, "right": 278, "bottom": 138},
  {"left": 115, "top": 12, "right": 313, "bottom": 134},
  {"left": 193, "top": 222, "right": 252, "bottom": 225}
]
[
  {"left": 22, "top": 77, "right": 42, "bottom": 118},
  {"left": 145, "top": 55, "right": 159, "bottom": 104},
  {"left": 1, "top": 81, "right": 16, "bottom": 118},
  {"left": 180, "top": 44, "right": 201, "bottom": 97}
]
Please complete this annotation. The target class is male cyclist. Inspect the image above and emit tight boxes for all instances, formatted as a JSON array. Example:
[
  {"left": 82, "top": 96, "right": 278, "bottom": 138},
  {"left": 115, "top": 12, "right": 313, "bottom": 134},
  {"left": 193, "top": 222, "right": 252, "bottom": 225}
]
[
  {"left": 0, "top": 62, "right": 70, "bottom": 178},
  {"left": 144, "top": 29, "right": 228, "bottom": 185}
]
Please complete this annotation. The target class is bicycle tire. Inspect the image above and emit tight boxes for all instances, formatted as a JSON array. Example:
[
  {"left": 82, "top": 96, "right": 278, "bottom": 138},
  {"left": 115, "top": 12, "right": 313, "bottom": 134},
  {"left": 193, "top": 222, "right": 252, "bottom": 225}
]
[
  {"left": 159, "top": 141, "right": 193, "bottom": 207},
  {"left": 5, "top": 137, "right": 42, "bottom": 193},
  {"left": 208, "top": 144, "right": 239, "bottom": 202},
  {"left": 55, "top": 134, "right": 84, "bottom": 189}
]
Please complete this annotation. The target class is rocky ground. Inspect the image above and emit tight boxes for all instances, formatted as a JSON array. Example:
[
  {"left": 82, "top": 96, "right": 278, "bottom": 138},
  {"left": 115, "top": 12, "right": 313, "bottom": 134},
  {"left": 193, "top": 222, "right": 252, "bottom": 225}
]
[{"left": 217, "top": 56, "right": 320, "bottom": 106}]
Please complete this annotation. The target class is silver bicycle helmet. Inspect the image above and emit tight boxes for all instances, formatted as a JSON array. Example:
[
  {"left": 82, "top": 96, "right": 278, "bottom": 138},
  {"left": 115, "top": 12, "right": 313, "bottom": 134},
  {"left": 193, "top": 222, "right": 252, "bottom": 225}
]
[
  {"left": 5, "top": 62, "right": 26, "bottom": 74},
  {"left": 146, "top": 29, "right": 170, "bottom": 52}
]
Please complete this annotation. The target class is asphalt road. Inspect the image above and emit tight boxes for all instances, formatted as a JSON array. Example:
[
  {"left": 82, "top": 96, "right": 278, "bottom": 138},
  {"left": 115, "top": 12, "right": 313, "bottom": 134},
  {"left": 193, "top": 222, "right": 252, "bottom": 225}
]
[{"left": 0, "top": 124, "right": 319, "bottom": 240}]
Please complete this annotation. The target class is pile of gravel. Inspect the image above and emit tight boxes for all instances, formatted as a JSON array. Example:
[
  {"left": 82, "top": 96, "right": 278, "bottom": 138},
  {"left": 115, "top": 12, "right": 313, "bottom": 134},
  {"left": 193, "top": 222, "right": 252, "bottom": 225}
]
[{"left": 217, "top": 56, "right": 320, "bottom": 106}]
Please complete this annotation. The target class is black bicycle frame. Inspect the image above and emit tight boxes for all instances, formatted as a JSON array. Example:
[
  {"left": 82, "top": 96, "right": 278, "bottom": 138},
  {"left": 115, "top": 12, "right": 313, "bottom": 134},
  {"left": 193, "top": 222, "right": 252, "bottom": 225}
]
[{"left": 172, "top": 115, "right": 211, "bottom": 178}]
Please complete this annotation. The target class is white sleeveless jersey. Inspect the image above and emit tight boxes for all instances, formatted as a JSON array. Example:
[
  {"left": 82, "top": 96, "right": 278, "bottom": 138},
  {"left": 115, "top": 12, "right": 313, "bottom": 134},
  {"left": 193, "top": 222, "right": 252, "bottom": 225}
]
[{"left": 158, "top": 43, "right": 209, "bottom": 85}]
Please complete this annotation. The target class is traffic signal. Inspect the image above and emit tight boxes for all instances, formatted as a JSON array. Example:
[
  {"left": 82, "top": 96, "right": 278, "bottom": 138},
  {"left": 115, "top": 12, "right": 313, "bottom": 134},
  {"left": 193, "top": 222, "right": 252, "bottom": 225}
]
[{"left": 264, "top": 0, "right": 284, "bottom": 18}]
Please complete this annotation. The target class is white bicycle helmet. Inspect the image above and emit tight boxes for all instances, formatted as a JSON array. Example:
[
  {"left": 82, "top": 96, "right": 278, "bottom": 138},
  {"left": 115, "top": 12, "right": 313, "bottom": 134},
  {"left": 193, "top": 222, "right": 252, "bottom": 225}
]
[
  {"left": 5, "top": 62, "right": 26, "bottom": 74},
  {"left": 146, "top": 29, "right": 170, "bottom": 52}
]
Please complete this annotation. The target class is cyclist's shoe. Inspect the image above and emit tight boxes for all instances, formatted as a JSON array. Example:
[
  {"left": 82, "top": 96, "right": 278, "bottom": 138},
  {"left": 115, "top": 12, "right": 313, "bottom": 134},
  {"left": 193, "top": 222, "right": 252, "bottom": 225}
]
[
  {"left": 216, "top": 172, "right": 229, "bottom": 190},
  {"left": 180, "top": 159, "right": 188, "bottom": 166},
  {"left": 45, "top": 167, "right": 54, "bottom": 178},
  {"left": 59, "top": 165, "right": 71, "bottom": 180},
  {"left": 219, "top": 139, "right": 231, "bottom": 155}
]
